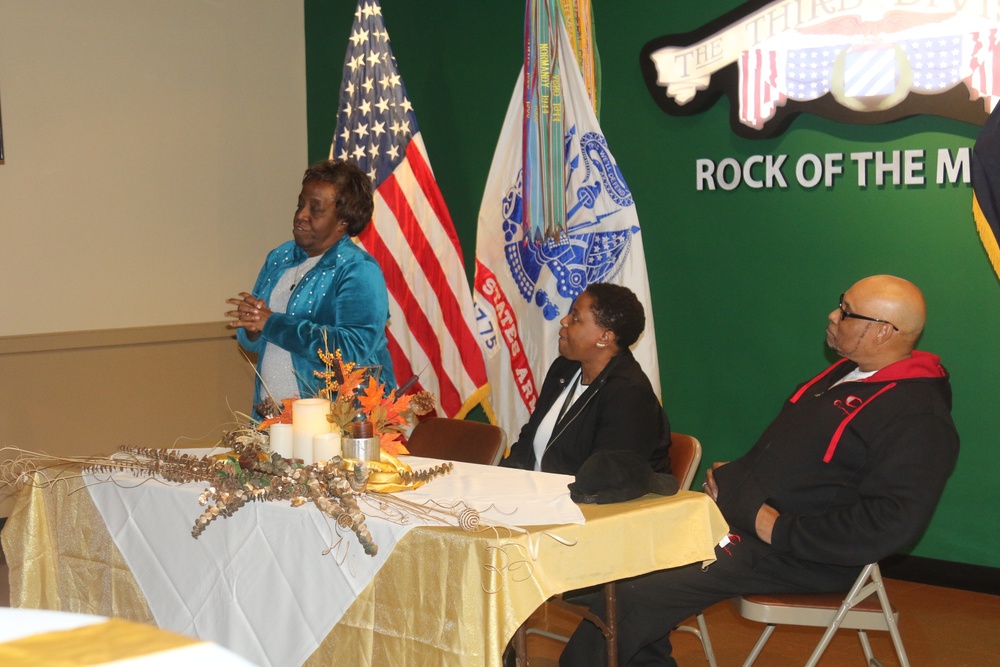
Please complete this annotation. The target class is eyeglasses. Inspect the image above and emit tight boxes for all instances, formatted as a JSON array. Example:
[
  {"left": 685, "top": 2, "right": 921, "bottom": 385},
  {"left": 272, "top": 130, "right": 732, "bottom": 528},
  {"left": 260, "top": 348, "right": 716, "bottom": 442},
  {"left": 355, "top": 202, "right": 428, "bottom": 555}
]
[{"left": 838, "top": 294, "right": 898, "bottom": 331}]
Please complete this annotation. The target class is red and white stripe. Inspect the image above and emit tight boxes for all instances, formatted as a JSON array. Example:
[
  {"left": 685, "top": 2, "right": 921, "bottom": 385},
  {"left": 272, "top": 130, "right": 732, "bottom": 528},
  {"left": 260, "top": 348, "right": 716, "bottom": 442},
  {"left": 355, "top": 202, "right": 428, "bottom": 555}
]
[
  {"left": 965, "top": 29, "right": 1000, "bottom": 113},
  {"left": 740, "top": 49, "right": 786, "bottom": 129},
  {"left": 357, "top": 133, "right": 489, "bottom": 417}
]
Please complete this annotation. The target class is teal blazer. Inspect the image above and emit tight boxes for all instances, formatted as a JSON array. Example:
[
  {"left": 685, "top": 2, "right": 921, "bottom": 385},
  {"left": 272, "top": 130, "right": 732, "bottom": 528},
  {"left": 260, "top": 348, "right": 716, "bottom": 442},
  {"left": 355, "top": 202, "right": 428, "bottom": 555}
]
[{"left": 237, "top": 235, "right": 395, "bottom": 418}]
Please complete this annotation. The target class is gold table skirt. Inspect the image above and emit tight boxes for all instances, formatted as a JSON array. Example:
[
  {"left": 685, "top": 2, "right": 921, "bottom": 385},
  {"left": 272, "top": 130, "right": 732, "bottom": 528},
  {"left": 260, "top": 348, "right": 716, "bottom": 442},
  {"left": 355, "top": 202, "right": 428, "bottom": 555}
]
[{"left": 3, "top": 476, "right": 728, "bottom": 666}]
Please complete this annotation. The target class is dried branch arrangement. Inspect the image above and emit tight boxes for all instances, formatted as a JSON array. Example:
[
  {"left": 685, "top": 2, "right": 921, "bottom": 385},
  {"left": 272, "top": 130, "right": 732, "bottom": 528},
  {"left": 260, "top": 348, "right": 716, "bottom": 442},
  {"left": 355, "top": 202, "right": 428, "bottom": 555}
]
[{"left": 1, "top": 433, "right": 453, "bottom": 557}]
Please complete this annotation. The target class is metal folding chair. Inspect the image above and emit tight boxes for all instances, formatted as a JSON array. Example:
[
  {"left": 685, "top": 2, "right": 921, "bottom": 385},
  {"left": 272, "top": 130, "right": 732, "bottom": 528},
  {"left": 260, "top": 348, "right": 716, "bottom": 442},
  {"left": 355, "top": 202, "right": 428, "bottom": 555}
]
[
  {"left": 735, "top": 562, "right": 909, "bottom": 667},
  {"left": 667, "top": 434, "right": 717, "bottom": 667}
]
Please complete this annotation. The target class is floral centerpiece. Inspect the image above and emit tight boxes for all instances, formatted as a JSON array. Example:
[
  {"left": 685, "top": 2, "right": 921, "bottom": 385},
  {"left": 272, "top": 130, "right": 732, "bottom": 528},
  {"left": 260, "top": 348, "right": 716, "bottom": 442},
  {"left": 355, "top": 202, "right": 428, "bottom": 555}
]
[{"left": 255, "top": 346, "right": 435, "bottom": 459}]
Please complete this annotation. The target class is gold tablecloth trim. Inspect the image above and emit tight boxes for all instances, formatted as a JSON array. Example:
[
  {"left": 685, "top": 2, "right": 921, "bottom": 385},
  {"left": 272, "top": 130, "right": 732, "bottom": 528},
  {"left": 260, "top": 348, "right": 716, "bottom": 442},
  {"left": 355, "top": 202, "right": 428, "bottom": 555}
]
[
  {"left": 2, "top": 475, "right": 154, "bottom": 621},
  {"left": 0, "top": 618, "right": 198, "bottom": 666}
]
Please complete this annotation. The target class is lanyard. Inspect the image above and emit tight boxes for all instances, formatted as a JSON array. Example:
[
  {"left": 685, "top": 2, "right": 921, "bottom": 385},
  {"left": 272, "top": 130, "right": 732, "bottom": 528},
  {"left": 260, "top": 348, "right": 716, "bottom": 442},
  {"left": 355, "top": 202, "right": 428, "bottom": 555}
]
[{"left": 556, "top": 373, "right": 581, "bottom": 424}]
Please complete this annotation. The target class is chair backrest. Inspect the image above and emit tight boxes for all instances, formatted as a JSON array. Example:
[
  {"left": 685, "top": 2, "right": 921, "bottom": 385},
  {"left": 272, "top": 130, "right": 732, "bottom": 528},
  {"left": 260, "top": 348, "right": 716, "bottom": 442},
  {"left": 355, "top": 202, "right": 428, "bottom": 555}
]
[
  {"left": 667, "top": 432, "right": 703, "bottom": 491},
  {"left": 404, "top": 417, "right": 506, "bottom": 466}
]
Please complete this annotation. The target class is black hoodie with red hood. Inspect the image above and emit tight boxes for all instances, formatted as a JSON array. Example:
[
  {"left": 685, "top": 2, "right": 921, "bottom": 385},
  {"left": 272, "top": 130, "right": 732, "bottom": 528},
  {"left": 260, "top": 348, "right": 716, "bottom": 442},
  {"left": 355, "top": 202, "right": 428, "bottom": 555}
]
[{"left": 713, "top": 351, "right": 959, "bottom": 566}]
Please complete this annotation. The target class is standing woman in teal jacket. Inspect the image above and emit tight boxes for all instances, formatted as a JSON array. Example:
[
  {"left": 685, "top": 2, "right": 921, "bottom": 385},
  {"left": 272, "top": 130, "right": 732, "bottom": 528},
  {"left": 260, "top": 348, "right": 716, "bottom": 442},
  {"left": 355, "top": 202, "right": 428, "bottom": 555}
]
[{"left": 226, "top": 160, "right": 395, "bottom": 419}]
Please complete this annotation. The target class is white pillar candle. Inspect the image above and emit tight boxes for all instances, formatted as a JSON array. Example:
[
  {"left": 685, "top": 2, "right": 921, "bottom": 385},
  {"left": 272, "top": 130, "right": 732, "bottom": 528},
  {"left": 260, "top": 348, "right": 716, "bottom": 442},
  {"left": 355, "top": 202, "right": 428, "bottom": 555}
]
[
  {"left": 292, "top": 398, "right": 331, "bottom": 434},
  {"left": 292, "top": 398, "right": 331, "bottom": 464},
  {"left": 293, "top": 431, "right": 315, "bottom": 464},
  {"left": 313, "top": 431, "right": 342, "bottom": 462},
  {"left": 268, "top": 423, "right": 293, "bottom": 460}
]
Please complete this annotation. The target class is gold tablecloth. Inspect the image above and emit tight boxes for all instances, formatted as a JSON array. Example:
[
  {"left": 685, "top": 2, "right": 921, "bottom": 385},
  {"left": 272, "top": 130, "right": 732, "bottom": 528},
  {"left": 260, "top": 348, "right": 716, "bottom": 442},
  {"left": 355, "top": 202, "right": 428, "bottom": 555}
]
[
  {"left": 3, "top": 475, "right": 728, "bottom": 666},
  {"left": 0, "top": 607, "right": 257, "bottom": 666},
  {"left": 0, "top": 616, "right": 195, "bottom": 666}
]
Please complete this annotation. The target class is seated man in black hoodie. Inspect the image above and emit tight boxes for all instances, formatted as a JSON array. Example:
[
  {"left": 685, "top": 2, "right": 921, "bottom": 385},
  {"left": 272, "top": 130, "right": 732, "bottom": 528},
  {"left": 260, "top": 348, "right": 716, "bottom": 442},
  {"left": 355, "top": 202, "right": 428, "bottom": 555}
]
[{"left": 560, "top": 275, "right": 960, "bottom": 667}]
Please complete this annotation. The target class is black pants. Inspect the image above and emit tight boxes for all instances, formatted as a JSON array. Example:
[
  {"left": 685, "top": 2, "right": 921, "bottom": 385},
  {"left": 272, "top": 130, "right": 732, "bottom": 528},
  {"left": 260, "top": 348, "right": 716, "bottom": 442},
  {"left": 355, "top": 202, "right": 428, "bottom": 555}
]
[{"left": 558, "top": 532, "right": 861, "bottom": 667}]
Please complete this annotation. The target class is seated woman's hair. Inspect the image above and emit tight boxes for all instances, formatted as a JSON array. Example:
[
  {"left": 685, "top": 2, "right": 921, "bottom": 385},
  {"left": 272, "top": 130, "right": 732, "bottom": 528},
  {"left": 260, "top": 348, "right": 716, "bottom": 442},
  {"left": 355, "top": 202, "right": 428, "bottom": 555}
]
[
  {"left": 586, "top": 283, "right": 645, "bottom": 349},
  {"left": 302, "top": 160, "right": 374, "bottom": 236}
]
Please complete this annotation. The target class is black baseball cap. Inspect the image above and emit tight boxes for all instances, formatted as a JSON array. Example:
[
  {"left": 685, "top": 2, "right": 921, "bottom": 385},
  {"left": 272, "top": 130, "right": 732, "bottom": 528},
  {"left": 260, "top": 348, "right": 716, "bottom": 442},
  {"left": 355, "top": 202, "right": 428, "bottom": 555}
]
[{"left": 568, "top": 450, "right": 679, "bottom": 504}]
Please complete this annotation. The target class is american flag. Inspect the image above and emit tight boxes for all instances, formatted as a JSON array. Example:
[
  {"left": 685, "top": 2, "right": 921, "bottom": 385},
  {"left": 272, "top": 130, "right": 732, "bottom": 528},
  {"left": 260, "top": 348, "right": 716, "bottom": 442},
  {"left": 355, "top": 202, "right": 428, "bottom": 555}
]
[
  {"left": 784, "top": 46, "right": 839, "bottom": 101},
  {"left": 966, "top": 29, "right": 1000, "bottom": 112},
  {"left": 902, "top": 37, "right": 963, "bottom": 94},
  {"left": 739, "top": 49, "right": 786, "bottom": 129},
  {"left": 332, "top": 0, "right": 489, "bottom": 418}
]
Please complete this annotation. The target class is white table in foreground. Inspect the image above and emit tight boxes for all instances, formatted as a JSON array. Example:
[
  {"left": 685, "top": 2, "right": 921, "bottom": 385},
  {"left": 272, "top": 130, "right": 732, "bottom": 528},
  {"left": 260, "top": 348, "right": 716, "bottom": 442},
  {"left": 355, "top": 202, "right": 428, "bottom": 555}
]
[{"left": 0, "top": 607, "right": 256, "bottom": 666}]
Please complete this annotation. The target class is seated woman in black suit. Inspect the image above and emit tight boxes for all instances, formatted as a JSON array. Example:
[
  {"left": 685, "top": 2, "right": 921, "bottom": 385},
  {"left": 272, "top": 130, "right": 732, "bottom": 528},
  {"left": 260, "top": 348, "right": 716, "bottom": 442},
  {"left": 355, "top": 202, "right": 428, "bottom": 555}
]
[{"left": 499, "top": 283, "right": 669, "bottom": 475}]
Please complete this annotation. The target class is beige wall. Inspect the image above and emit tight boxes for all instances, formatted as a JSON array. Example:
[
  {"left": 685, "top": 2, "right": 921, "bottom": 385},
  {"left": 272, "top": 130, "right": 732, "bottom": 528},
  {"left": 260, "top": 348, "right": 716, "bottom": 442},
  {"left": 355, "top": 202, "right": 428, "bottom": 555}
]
[
  {"left": 0, "top": 0, "right": 307, "bottom": 335},
  {"left": 0, "top": 0, "right": 308, "bottom": 515},
  {"left": 0, "top": 325, "right": 257, "bottom": 516}
]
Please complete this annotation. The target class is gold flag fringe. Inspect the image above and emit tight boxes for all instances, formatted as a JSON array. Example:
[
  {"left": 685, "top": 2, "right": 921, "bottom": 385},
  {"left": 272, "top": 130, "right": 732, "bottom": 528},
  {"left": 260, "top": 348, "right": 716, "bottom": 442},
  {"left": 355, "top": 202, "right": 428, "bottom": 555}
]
[{"left": 974, "top": 193, "right": 1000, "bottom": 282}]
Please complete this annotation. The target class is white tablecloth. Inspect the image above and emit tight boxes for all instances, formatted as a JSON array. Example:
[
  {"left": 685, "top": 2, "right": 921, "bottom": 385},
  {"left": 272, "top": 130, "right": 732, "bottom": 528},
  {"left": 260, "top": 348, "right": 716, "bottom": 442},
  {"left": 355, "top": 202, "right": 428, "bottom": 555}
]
[
  {"left": 86, "top": 453, "right": 583, "bottom": 667},
  {"left": 370, "top": 455, "right": 585, "bottom": 527}
]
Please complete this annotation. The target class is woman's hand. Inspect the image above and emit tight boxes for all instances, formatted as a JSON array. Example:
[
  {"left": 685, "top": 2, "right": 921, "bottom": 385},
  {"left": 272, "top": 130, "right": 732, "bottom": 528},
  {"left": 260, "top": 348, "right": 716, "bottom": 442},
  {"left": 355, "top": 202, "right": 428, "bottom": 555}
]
[
  {"left": 225, "top": 292, "right": 272, "bottom": 334},
  {"left": 702, "top": 461, "right": 727, "bottom": 501}
]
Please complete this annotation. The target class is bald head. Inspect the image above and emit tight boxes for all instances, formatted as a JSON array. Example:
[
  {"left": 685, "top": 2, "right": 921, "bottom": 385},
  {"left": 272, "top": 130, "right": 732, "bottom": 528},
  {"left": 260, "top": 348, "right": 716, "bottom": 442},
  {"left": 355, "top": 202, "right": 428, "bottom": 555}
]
[
  {"left": 827, "top": 275, "right": 926, "bottom": 370},
  {"left": 848, "top": 275, "right": 925, "bottom": 340}
]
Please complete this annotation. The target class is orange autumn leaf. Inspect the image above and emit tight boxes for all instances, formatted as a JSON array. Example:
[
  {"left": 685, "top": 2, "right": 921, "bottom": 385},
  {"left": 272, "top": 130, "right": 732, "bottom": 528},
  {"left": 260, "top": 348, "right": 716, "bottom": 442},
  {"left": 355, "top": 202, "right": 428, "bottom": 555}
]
[
  {"left": 377, "top": 392, "right": 412, "bottom": 431},
  {"left": 337, "top": 359, "right": 366, "bottom": 397},
  {"left": 257, "top": 398, "right": 295, "bottom": 431},
  {"left": 380, "top": 431, "right": 409, "bottom": 457},
  {"left": 314, "top": 348, "right": 366, "bottom": 407},
  {"left": 389, "top": 392, "right": 412, "bottom": 416},
  {"left": 359, "top": 377, "right": 386, "bottom": 415},
  {"left": 316, "top": 347, "right": 421, "bottom": 436}
]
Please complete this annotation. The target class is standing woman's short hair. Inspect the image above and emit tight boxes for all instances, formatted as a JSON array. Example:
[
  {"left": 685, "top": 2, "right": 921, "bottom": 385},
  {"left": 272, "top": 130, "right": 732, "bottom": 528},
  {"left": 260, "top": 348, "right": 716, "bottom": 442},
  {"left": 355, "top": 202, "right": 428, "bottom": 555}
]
[{"left": 302, "top": 160, "right": 374, "bottom": 236}]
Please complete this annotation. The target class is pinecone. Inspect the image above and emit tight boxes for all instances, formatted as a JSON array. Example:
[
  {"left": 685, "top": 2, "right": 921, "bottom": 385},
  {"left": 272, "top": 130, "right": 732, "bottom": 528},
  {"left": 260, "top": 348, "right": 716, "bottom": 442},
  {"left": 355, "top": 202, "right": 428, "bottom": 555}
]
[
  {"left": 408, "top": 391, "right": 436, "bottom": 416},
  {"left": 254, "top": 397, "right": 281, "bottom": 420}
]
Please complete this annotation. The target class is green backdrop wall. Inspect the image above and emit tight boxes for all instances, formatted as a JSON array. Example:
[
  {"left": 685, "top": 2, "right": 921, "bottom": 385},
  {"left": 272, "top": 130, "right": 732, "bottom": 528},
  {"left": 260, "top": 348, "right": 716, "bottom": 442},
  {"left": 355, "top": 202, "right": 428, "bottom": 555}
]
[{"left": 305, "top": 1, "right": 999, "bottom": 569}]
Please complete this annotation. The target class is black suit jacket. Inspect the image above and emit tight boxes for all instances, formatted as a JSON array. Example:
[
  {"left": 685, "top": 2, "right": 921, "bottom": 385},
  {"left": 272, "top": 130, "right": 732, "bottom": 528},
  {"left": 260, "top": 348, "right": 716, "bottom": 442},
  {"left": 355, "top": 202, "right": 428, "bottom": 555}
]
[{"left": 500, "top": 351, "right": 670, "bottom": 475}]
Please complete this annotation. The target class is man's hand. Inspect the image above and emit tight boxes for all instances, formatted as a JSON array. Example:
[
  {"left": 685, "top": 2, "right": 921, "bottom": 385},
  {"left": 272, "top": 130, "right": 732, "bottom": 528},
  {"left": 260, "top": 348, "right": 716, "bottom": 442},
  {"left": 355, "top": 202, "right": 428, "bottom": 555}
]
[
  {"left": 705, "top": 463, "right": 780, "bottom": 543},
  {"left": 755, "top": 504, "right": 780, "bottom": 544},
  {"left": 702, "top": 461, "right": 727, "bottom": 501}
]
